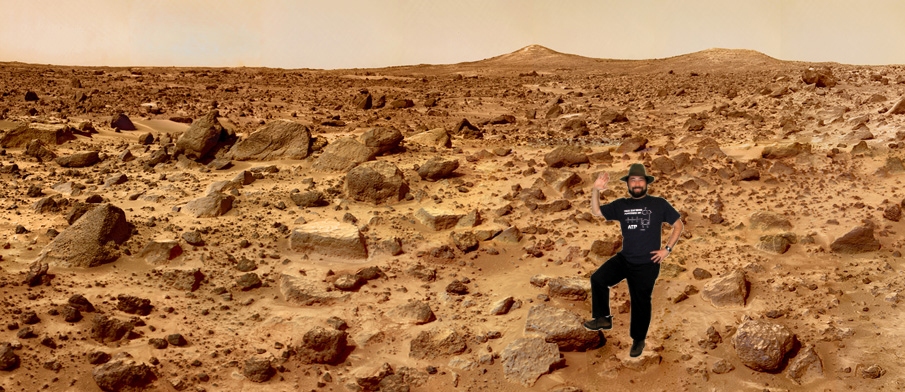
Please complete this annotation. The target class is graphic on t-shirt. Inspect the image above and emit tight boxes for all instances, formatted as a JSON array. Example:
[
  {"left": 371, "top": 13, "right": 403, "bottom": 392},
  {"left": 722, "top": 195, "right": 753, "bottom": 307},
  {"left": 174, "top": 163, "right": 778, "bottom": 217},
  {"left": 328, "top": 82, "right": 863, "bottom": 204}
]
[{"left": 624, "top": 208, "right": 652, "bottom": 231}]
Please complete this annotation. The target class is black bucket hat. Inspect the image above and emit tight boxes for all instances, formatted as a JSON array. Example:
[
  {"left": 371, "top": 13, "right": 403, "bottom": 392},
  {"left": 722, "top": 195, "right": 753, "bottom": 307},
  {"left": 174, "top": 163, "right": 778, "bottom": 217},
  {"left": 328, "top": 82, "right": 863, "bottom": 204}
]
[{"left": 619, "top": 163, "right": 655, "bottom": 184}]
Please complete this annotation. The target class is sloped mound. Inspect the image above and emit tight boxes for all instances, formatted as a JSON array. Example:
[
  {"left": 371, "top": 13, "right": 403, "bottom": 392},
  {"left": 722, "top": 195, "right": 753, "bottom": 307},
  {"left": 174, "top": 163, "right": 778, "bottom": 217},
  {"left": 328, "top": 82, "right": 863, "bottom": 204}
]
[
  {"left": 653, "top": 48, "right": 785, "bottom": 73},
  {"left": 476, "top": 44, "right": 605, "bottom": 70}
]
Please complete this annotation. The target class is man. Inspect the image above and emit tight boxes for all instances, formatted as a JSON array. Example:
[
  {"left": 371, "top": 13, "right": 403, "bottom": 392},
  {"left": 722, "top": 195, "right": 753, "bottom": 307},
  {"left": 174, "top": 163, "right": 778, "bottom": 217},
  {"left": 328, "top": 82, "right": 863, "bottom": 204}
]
[{"left": 584, "top": 163, "right": 683, "bottom": 357}]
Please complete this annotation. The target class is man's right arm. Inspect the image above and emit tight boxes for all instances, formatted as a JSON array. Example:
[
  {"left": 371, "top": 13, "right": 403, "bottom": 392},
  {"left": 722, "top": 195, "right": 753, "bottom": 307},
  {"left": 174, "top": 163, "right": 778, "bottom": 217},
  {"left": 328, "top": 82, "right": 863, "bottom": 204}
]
[
  {"left": 590, "top": 172, "right": 609, "bottom": 219},
  {"left": 591, "top": 188, "right": 605, "bottom": 219}
]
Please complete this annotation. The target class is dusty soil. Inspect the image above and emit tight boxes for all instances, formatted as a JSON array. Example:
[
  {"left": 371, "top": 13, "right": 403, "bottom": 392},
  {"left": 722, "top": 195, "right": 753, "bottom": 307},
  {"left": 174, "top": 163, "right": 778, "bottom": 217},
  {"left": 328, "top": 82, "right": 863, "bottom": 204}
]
[{"left": 1, "top": 45, "right": 904, "bottom": 391}]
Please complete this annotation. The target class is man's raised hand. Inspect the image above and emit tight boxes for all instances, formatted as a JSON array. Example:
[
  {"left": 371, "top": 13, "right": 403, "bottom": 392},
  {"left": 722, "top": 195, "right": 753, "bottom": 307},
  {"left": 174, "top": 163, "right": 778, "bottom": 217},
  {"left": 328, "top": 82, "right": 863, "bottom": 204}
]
[{"left": 594, "top": 172, "right": 609, "bottom": 191}]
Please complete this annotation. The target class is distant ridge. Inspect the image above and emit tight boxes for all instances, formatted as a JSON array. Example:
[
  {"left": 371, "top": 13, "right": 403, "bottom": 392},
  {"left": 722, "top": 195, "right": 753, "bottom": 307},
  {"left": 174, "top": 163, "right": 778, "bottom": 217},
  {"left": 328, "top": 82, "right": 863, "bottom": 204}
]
[{"left": 381, "top": 44, "right": 797, "bottom": 76}]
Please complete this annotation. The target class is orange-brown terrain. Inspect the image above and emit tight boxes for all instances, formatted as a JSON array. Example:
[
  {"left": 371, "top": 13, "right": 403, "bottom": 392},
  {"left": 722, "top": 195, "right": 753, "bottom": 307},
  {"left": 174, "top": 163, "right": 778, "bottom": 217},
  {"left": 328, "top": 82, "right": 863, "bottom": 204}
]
[{"left": 1, "top": 45, "right": 904, "bottom": 391}]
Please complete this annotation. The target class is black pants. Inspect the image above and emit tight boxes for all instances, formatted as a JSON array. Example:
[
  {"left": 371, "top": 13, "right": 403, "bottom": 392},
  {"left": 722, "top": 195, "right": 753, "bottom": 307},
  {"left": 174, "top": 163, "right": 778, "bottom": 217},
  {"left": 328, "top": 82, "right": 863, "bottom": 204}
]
[{"left": 590, "top": 253, "right": 661, "bottom": 342}]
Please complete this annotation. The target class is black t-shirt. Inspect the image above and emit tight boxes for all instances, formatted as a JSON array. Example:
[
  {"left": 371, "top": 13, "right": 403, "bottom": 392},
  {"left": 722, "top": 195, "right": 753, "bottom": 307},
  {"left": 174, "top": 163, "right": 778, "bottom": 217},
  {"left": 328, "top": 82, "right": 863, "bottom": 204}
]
[{"left": 600, "top": 196, "right": 681, "bottom": 264}]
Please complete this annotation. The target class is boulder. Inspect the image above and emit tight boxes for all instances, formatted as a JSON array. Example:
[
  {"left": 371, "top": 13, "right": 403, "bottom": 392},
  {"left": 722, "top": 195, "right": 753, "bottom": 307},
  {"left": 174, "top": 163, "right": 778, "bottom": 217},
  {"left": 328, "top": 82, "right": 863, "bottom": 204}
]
[
  {"left": 353, "top": 363, "right": 400, "bottom": 391},
  {"left": 175, "top": 110, "right": 224, "bottom": 159},
  {"left": 536, "top": 199, "right": 572, "bottom": 214},
  {"left": 55, "top": 151, "right": 101, "bottom": 168},
  {"left": 884, "top": 204, "right": 902, "bottom": 222},
  {"left": 353, "top": 92, "right": 372, "bottom": 109},
  {"left": 733, "top": 319, "right": 796, "bottom": 371},
  {"left": 685, "top": 117, "right": 705, "bottom": 132},
  {"left": 541, "top": 168, "right": 582, "bottom": 193},
  {"left": 332, "top": 273, "right": 363, "bottom": 291},
  {"left": 359, "top": 127, "right": 403, "bottom": 156},
  {"left": 69, "top": 294, "right": 96, "bottom": 312},
  {"left": 92, "top": 353, "right": 154, "bottom": 391},
  {"left": 182, "top": 193, "right": 234, "bottom": 218},
  {"left": 615, "top": 136, "right": 648, "bottom": 153},
  {"left": 500, "top": 337, "right": 562, "bottom": 387},
  {"left": 889, "top": 96, "right": 905, "bottom": 115},
  {"left": 546, "top": 277, "right": 590, "bottom": 301},
  {"left": 711, "top": 358, "right": 735, "bottom": 374},
  {"left": 701, "top": 270, "right": 748, "bottom": 307},
  {"left": 801, "top": 66, "right": 836, "bottom": 88},
  {"left": 749, "top": 211, "right": 792, "bottom": 231},
  {"left": 762, "top": 142, "right": 811, "bottom": 159},
  {"left": 24, "top": 139, "right": 57, "bottom": 162},
  {"left": 0, "top": 343, "right": 20, "bottom": 371},
  {"left": 90, "top": 315, "right": 134, "bottom": 343},
  {"left": 344, "top": 160, "right": 409, "bottom": 204},
  {"left": 293, "top": 326, "right": 348, "bottom": 365},
  {"left": 409, "top": 327, "right": 467, "bottom": 359},
  {"left": 545, "top": 104, "right": 563, "bottom": 119},
  {"left": 623, "top": 351, "right": 663, "bottom": 371},
  {"left": 116, "top": 294, "right": 152, "bottom": 316},
  {"left": 599, "top": 109, "right": 629, "bottom": 124},
  {"left": 290, "top": 190, "right": 329, "bottom": 208},
  {"left": 289, "top": 221, "right": 367, "bottom": 259},
  {"left": 313, "top": 137, "right": 374, "bottom": 172},
  {"left": 137, "top": 132, "right": 154, "bottom": 145},
  {"left": 388, "top": 301, "right": 435, "bottom": 325},
  {"left": 489, "top": 296, "right": 515, "bottom": 315},
  {"left": 0, "top": 123, "right": 75, "bottom": 148},
  {"left": 36, "top": 203, "right": 132, "bottom": 268},
  {"left": 23, "top": 261, "right": 49, "bottom": 286},
  {"left": 137, "top": 240, "right": 182, "bottom": 265},
  {"left": 524, "top": 303, "right": 600, "bottom": 351},
  {"left": 372, "top": 95, "right": 386, "bottom": 109},
  {"left": 160, "top": 268, "right": 204, "bottom": 292},
  {"left": 415, "top": 207, "right": 464, "bottom": 230},
  {"left": 452, "top": 118, "right": 483, "bottom": 139},
  {"left": 786, "top": 345, "right": 824, "bottom": 384},
  {"left": 389, "top": 98, "right": 414, "bottom": 109},
  {"left": 417, "top": 157, "right": 459, "bottom": 181},
  {"left": 243, "top": 356, "right": 275, "bottom": 383},
  {"left": 650, "top": 156, "right": 677, "bottom": 174},
  {"left": 544, "top": 146, "right": 589, "bottom": 168},
  {"left": 757, "top": 233, "right": 796, "bottom": 254},
  {"left": 280, "top": 273, "right": 349, "bottom": 306},
  {"left": 489, "top": 114, "right": 517, "bottom": 124},
  {"left": 830, "top": 226, "right": 880, "bottom": 253},
  {"left": 561, "top": 118, "right": 589, "bottom": 136},
  {"left": 495, "top": 226, "right": 523, "bottom": 243},
  {"left": 228, "top": 120, "right": 311, "bottom": 160},
  {"left": 32, "top": 197, "right": 59, "bottom": 214},
  {"left": 110, "top": 113, "right": 137, "bottom": 131},
  {"left": 407, "top": 128, "right": 452, "bottom": 148}
]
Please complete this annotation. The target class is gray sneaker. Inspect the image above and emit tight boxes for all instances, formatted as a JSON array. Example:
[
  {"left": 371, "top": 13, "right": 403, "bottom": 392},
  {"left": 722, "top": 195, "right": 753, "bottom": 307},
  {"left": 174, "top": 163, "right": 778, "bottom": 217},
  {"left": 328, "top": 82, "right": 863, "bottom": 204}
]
[{"left": 582, "top": 316, "right": 612, "bottom": 331}]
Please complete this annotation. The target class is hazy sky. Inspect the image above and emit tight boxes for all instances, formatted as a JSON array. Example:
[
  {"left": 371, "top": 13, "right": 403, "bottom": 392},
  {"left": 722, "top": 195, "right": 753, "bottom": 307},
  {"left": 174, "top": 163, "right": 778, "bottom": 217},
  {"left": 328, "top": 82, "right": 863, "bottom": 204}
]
[{"left": 1, "top": 0, "right": 904, "bottom": 69}]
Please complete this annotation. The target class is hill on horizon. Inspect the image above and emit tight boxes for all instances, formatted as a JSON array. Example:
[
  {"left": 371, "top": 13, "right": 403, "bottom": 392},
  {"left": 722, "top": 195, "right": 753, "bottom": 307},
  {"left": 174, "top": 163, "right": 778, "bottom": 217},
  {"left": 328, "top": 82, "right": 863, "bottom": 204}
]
[{"left": 368, "top": 44, "right": 804, "bottom": 76}]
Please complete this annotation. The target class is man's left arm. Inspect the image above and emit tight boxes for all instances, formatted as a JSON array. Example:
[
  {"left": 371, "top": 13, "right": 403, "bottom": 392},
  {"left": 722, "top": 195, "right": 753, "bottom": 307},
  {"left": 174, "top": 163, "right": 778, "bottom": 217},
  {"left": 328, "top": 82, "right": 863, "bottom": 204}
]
[{"left": 650, "top": 218, "right": 684, "bottom": 263}]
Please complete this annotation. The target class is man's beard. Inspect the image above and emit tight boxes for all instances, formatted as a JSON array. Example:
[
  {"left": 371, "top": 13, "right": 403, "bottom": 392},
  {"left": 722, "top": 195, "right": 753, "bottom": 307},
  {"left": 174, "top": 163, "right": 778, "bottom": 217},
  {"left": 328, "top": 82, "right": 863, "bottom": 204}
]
[{"left": 629, "top": 185, "right": 647, "bottom": 198}]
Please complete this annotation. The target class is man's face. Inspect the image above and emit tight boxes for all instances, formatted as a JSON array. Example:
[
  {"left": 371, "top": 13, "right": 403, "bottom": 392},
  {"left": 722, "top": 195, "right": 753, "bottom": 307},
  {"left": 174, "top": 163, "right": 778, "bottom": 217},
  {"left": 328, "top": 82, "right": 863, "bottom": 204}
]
[{"left": 627, "top": 176, "right": 648, "bottom": 198}]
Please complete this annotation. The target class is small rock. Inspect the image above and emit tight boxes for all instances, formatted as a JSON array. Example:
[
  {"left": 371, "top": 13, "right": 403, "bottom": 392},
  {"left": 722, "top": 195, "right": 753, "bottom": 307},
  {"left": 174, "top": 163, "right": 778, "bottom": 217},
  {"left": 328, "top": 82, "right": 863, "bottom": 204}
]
[
  {"left": 166, "top": 334, "right": 187, "bottom": 347},
  {"left": 243, "top": 356, "right": 275, "bottom": 382},
  {"left": 500, "top": 337, "right": 562, "bottom": 387},
  {"left": 701, "top": 270, "right": 748, "bottom": 307},
  {"left": 236, "top": 273, "right": 262, "bottom": 291},
  {"left": 116, "top": 294, "right": 152, "bottom": 316}
]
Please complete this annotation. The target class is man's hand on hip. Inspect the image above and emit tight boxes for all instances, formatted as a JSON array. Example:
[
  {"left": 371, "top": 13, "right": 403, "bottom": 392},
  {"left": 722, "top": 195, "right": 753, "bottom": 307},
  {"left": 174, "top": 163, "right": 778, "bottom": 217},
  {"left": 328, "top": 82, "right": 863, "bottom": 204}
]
[{"left": 650, "top": 249, "right": 669, "bottom": 263}]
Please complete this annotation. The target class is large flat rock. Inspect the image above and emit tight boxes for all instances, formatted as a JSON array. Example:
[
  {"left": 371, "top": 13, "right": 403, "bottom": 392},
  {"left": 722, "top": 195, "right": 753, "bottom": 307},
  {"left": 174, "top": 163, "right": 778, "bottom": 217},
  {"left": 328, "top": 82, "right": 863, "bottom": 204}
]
[{"left": 289, "top": 221, "right": 368, "bottom": 259}]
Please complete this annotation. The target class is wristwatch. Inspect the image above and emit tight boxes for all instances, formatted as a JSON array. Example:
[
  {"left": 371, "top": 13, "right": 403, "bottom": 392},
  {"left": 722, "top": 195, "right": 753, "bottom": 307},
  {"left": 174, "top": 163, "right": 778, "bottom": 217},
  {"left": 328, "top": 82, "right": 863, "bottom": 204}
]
[{"left": 665, "top": 245, "right": 672, "bottom": 253}]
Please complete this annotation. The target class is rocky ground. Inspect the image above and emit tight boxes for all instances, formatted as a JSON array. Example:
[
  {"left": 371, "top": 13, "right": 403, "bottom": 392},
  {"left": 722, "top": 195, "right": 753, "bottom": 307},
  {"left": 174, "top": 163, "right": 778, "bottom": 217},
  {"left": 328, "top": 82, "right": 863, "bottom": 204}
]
[{"left": 1, "top": 45, "right": 905, "bottom": 391}]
